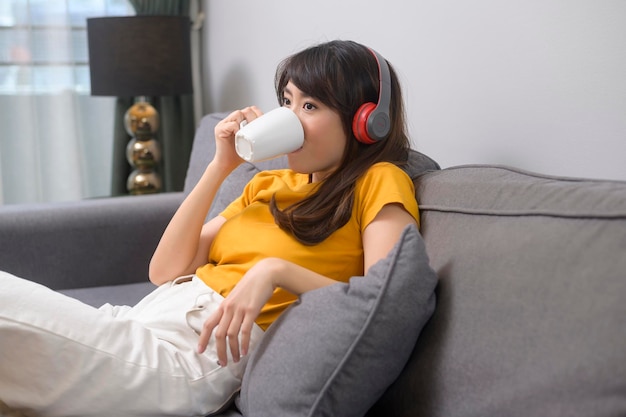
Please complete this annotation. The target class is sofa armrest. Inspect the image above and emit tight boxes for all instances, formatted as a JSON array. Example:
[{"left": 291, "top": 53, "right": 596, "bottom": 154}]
[{"left": 0, "top": 192, "right": 183, "bottom": 290}]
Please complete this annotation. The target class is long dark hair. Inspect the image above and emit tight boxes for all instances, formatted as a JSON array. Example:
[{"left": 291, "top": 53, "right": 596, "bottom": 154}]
[{"left": 270, "top": 40, "right": 411, "bottom": 244}]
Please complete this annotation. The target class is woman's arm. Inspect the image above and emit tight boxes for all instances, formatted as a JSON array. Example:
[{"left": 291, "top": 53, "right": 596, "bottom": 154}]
[
  {"left": 198, "top": 202, "right": 417, "bottom": 365},
  {"left": 149, "top": 107, "right": 262, "bottom": 286},
  {"left": 362, "top": 203, "right": 417, "bottom": 273}
]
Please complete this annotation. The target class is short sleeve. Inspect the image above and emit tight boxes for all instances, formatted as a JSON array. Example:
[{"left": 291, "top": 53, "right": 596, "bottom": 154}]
[{"left": 354, "top": 162, "right": 419, "bottom": 231}]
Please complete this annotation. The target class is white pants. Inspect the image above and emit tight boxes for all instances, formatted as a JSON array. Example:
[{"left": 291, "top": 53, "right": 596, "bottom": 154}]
[{"left": 0, "top": 271, "right": 264, "bottom": 417}]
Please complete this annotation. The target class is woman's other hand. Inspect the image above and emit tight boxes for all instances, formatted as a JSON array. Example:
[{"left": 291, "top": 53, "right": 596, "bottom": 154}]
[
  {"left": 197, "top": 257, "right": 277, "bottom": 366},
  {"left": 197, "top": 256, "right": 337, "bottom": 366}
]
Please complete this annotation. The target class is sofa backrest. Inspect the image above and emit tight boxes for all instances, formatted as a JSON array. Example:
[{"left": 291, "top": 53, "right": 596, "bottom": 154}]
[
  {"left": 368, "top": 165, "right": 626, "bottom": 417},
  {"left": 184, "top": 113, "right": 440, "bottom": 219},
  {"left": 186, "top": 113, "right": 626, "bottom": 415}
]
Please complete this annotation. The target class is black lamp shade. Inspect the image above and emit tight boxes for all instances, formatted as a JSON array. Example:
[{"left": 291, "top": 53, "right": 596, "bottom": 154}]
[{"left": 87, "top": 16, "right": 193, "bottom": 97}]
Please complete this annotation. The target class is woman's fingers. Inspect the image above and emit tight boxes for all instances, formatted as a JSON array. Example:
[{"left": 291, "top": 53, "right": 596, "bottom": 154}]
[
  {"left": 226, "top": 311, "right": 244, "bottom": 363},
  {"left": 220, "top": 106, "right": 262, "bottom": 130},
  {"left": 241, "top": 105, "right": 263, "bottom": 125},
  {"left": 213, "top": 107, "right": 263, "bottom": 169},
  {"left": 212, "top": 308, "right": 233, "bottom": 366},
  {"left": 198, "top": 309, "right": 221, "bottom": 354},
  {"left": 239, "top": 315, "right": 256, "bottom": 357},
  {"left": 199, "top": 304, "right": 248, "bottom": 366}
]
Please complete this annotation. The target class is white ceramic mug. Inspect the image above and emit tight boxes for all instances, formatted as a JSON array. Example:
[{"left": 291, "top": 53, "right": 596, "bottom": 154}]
[{"left": 235, "top": 107, "right": 304, "bottom": 162}]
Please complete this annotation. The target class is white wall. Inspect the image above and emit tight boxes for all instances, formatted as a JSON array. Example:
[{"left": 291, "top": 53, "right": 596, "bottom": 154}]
[{"left": 202, "top": 0, "right": 626, "bottom": 181}]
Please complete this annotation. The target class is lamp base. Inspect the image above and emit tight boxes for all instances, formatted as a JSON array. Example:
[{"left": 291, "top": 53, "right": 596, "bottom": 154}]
[{"left": 124, "top": 98, "right": 162, "bottom": 194}]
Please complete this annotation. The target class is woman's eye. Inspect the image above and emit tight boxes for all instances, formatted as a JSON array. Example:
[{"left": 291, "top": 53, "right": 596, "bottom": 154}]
[
  {"left": 304, "top": 102, "right": 316, "bottom": 110},
  {"left": 282, "top": 97, "right": 291, "bottom": 106}
]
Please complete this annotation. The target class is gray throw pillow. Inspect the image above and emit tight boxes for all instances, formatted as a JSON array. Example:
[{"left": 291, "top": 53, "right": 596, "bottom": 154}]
[{"left": 237, "top": 224, "right": 438, "bottom": 417}]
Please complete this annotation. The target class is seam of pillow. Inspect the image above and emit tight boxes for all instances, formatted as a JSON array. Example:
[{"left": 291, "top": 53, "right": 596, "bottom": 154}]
[{"left": 306, "top": 225, "right": 411, "bottom": 415}]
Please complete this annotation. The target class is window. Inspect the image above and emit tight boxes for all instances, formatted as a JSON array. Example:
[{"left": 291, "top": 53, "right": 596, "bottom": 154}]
[
  {"left": 0, "top": 0, "right": 133, "bottom": 204},
  {"left": 0, "top": 0, "right": 131, "bottom": 94}
]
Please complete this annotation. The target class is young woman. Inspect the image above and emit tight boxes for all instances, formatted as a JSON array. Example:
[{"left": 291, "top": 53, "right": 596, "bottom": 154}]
[{"left": 0, "top": 40, "right": 419, "bottom": 416}]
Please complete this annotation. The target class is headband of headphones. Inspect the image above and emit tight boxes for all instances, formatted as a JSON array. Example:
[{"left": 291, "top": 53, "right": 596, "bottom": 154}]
[{"left": 352, "top": 48, "right": 392, "bottom": 144}]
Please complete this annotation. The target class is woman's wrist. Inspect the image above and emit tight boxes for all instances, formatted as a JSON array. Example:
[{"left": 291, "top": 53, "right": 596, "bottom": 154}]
[
  {"left": 255, "top": 257, "right": 286, "bottom": 291},
  {"left": 259, "top": 257, "right": 336, "bottom": 296},
  {"left": 197, "top": 159, "right": 237, "bottom": 188}
]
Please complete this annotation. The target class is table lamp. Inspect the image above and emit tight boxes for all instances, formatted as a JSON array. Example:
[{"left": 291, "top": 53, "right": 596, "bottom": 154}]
[{"left": 87, "top": 15, "right": 193, "bottom": 194}]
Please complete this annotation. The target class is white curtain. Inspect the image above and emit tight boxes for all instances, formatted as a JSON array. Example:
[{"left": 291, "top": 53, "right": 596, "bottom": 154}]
[{"left": 0, "top": 0, "right": 132, "bottom": 205}]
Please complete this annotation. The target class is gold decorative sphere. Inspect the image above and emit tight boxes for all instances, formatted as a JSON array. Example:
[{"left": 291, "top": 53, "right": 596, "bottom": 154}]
[
  {"left": 127, "top": 170, "right": 162, "bottom": 195},
  {"left": 126, "top": 138, "right": 161, "bottom": 169},
  {"left": 124, "top": 101, "right": 160, "bottom": 139}
]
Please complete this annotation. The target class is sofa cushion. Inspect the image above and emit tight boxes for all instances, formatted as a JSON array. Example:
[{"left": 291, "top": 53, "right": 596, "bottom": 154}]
[
  {"left": 367, "top": 165, "right": 626, "bottom": 417},
  {"left": 236, "top": 224, "right": 437, "bottom": 417}
]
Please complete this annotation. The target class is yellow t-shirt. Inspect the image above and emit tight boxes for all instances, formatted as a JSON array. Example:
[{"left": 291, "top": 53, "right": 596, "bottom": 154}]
[{"left": 195, "top": 162, "right": 419, "bottom": 330}]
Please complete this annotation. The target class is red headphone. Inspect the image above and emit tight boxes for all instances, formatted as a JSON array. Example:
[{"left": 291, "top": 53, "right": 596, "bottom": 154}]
[{"left": 352, "top": 48, "right": 392, "bottom": 144}]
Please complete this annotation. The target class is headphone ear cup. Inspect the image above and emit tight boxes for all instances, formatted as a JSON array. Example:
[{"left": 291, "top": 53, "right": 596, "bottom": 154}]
[{"left": 352, "top": 102, "right": 377, "bottom": 144}]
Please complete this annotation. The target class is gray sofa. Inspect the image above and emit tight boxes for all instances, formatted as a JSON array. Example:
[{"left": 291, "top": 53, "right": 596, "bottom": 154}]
[{"left": 1, "top": 113, "right": 625, "bottom": 417}]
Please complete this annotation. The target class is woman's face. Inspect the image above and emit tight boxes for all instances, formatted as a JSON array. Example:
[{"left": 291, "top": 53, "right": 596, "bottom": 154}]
[{"left": 282, "top": 81, "right": 347, "bottom": 182}]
